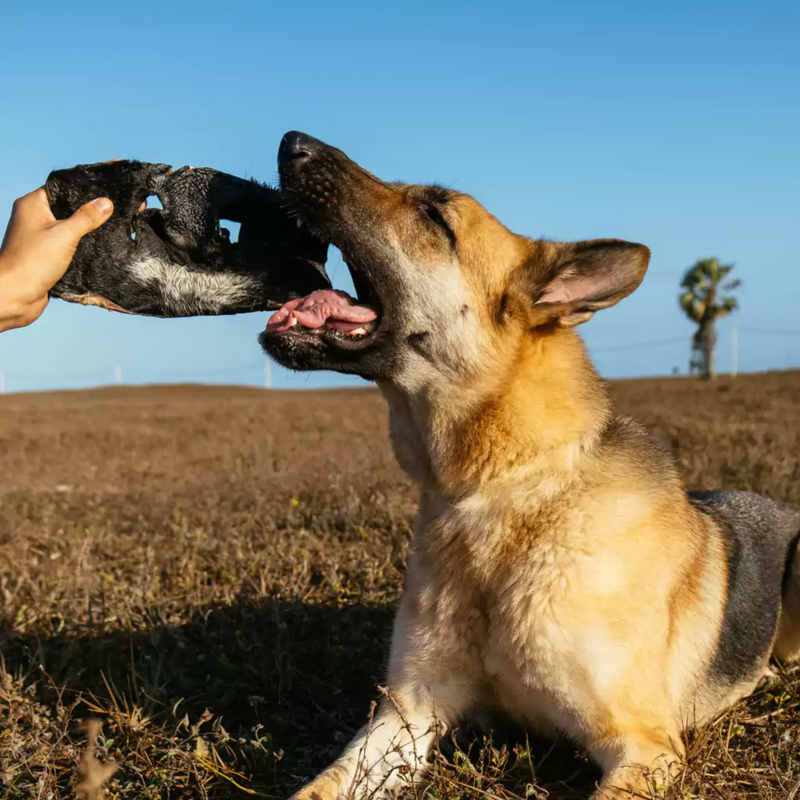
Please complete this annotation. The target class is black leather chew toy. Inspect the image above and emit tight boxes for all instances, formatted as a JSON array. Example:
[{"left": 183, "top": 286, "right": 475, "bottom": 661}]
[{"left": 45, "top": 160, "right": 330, "bottom": 316}]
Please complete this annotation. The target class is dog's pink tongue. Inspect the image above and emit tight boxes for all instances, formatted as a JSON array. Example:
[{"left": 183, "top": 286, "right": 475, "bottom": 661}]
[{"left": 266, "top": 290, "right": 377, "bottom": 334}]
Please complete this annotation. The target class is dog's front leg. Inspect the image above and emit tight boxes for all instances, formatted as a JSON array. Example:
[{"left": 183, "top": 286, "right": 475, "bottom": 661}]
[
  {"left": 290, "top": 588, "right": 475, "bottom": 800},
  {"left": 289, "top": 690, "right": 446, "bottom": 800}
]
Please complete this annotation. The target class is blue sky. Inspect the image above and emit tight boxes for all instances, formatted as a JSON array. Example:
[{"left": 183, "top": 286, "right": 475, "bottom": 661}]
[{"left": 1, "top": 0, "right": 798, "bottom": 392}]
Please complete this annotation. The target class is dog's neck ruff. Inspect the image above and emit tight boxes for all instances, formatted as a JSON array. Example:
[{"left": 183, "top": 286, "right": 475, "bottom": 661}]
[{"left": 383, "top": 327, "right": 612, "bottom": 498}]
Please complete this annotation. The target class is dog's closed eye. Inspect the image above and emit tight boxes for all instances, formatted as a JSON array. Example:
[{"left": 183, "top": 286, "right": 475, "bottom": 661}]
[{"left": 419, "top": 204, "right": 456, "bottom": 247}]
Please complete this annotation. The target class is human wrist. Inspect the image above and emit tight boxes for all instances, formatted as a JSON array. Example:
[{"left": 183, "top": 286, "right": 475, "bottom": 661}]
[{"left": 0, "top": 262, "right": 43, "bottom": 331}]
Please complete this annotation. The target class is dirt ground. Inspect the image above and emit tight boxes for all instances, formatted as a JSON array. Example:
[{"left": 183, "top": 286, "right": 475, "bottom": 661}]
[{"left": 1, "top": 371, "right": 798, "bottom": 799}]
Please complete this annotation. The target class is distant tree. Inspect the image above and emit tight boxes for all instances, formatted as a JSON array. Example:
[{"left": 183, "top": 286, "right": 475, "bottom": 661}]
[{"left": 678, "top": 258, "right": 740, "bottom": 379}]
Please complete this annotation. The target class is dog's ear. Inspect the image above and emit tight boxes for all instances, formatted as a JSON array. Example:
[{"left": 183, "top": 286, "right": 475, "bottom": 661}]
[{"left": 511, "top": 239, "right": 650, "bottom": 328}]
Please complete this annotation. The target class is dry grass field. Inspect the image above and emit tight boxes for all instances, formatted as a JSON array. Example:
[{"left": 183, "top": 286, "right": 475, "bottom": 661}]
[{"left": 1, "top": 372, "right": 799, "bottom": 799}]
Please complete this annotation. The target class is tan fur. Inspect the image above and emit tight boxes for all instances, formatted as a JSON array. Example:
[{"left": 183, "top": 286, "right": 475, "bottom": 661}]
[
  {"left": 775, "top": 537, "right": 800, "bottom": 660},
  {"left": 283, "top": 168, "right": 796, "bottom": 800}
]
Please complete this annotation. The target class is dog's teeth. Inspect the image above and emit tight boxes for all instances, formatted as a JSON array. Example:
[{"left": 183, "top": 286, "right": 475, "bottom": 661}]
[
  {"left": 348, "top": 327, "right": 368, "bottom": 336},
  {"left": 289, "top": 317, "right": 298, "bottom": 327}
]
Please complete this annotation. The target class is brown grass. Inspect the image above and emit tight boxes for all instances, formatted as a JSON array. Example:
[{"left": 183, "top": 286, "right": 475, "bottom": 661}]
[{"left": 1, "top": 372, "right": 798, "bottom": 799}]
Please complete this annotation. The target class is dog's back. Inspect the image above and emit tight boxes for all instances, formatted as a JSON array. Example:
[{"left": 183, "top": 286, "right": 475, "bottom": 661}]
[{"left": 690, "top": 490, "right": 800, "bottom": 671}]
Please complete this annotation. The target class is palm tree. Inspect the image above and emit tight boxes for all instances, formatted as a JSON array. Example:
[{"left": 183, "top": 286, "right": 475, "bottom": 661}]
[{"left": 678, "top": 258, "right": 740, "bottom": 379}]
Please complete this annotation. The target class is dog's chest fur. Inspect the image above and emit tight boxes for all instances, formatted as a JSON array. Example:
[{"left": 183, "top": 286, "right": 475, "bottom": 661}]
[
  {"left": 382, "top": 377, "right": 733, "bottom": 741},
  {"left": 411, "top": 477, "right": 622, "bottom": 735}
]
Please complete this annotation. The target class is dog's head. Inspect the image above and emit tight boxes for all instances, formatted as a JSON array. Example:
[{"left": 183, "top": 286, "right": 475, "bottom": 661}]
[
  {"left": 46, "top": 160, "right": 330, "bottom": 317},
  {"left": 260, "top": 132, "right": 650, "bottom": 389}
]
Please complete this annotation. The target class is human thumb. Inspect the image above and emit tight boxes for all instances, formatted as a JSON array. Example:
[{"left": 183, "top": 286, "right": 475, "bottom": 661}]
[{"left": 60, "top": 197, "right": 114, "bottom": 241}]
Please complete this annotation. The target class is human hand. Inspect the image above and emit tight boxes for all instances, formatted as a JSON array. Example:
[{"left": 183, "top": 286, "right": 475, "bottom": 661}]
[{"left": 0, "top": 188, "right": 113, "bottom": 332}]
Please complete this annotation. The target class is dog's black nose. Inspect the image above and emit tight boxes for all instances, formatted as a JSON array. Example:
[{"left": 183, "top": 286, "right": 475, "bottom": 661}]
[{"left": 278, "top": 131, "right": 317, "bottom": 167}]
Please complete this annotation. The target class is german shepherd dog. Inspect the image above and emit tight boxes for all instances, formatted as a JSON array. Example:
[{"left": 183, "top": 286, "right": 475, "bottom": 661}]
[
  {"left": 261, "top": 132, "right": 800, "bottom": 799},
  {"left": 45, "top": 160, "right": 329, "bottom": 316}
]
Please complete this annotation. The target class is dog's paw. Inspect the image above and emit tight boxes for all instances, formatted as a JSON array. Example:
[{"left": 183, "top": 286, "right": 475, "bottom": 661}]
[{"left": 756, "top": 663, "right": 781, "bottom": 690}]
